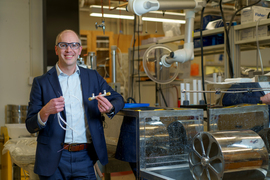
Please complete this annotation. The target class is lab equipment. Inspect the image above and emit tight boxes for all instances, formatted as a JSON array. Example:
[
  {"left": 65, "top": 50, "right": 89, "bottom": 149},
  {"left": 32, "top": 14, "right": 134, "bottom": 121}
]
[
  {"left": 87, "top": 52, "right": 97, "bottom": 70},
  {"left": 77, "top": 56, "right": 87, "bottom": 69},
  {"left": 258, "top": 128, "right": 270, "bottom": 177},
  {"left": 88, "top": 90, "right": 111, "bottom": 101},
  {"left": 189, "top": 130, "right": 269, "bottom": 180},
  {"left": 109, "top": 45, "right": 121, "bottom": 93},
  {"left": 95, "top": 20, "right": 106, "bottom": 34},
  {"left": 117, "top": 107, "right": 204, "bottom": 179},
  {"left": 5, "top": 104, "right": 28, "bottom": 124},
  {"left": 128, "top": 0, "right": 206, "bottom": 84},
  {"left": 208, "top": 104, "right": 269, "bottom": 132}
]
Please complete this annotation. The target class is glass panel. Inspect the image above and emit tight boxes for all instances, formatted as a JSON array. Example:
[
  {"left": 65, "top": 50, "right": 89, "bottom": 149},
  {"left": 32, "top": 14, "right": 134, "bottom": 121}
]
[
  {"left": 140, "top": 113, "right": 203, "bottom": 169},
  {"left": 208, "top": 104, "right": 269, "bottom": 132},
  {"left": 116, "top": 108, "right": 204, "bottom": 180}
]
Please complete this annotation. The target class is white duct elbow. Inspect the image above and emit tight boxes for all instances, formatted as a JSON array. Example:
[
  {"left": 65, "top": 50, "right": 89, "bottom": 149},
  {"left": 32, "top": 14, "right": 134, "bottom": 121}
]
[
  {"left": 127, "top": 0, "right": 160, "bottom": 16},
  {"left": 167, "top": 43, "right": 194, "bottom": 64}
]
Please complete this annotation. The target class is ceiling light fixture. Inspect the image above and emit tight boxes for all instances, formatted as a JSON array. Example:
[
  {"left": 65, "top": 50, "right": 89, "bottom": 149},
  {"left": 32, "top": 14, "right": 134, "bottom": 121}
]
[
  {"left": 89, "top": 5, "right": 186, "bottom": 24},
  {"left": 90, "top": 13, "right": 135, "bottom": 20}
]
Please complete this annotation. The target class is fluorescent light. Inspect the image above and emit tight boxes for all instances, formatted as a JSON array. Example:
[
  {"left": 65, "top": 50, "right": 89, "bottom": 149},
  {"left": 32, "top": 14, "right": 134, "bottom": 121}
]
[
  {"left": 90, "top": 5, "right": 185, "bottom": 16},
  {"left": 90, "top": 13, "right": 185, "bottom": 23},
  {"left": 90, "top": 5, "right": 185, "bottom": 23},
  {"left": 142, "top": 17, "right": 185, "bottom": 24},
  {"left": 90, "top": 5, "right": 126, "bottom": 11},
  {"left": 90, "top": 13, "right": 134, "bottom": 20}
]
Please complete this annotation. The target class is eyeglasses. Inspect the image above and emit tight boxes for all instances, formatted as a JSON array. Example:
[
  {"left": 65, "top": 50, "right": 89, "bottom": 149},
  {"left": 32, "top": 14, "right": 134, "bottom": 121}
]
[{"left": 57, "top": 42, "right": 81, "bottom": 50}]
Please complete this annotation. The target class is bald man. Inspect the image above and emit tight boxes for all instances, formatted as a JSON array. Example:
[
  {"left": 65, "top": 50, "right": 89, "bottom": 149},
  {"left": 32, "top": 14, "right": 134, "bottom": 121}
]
[{"left": 26, "top": 30, "right": 125, "bottom": 180}]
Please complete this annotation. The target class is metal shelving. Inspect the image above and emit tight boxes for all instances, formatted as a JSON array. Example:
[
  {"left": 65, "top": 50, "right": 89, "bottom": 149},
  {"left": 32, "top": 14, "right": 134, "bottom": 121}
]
[
  {"left": 232, "top": 18, "right": 270, "bottom": 77},
  {"left": 128, "top": 19, "right": 270, "bottom": 100},
  {"left": 128, "top": 28, "right": 227, "bottom": 99}
]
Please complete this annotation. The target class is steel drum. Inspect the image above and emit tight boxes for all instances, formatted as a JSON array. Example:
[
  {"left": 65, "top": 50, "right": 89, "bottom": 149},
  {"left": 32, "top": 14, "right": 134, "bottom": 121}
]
[
  {"left": 5, "top": 104, "right": 28, "bottom": 124},
  {"left": 189, "top": 130, "right": 269, "bottom": 180}
]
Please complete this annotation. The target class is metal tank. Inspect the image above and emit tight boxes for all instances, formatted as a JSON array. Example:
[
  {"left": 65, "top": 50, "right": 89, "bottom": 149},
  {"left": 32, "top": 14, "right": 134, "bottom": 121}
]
[
  {"left": 117, "top": 108, "right": 204, "bottom": 180},
  {"left": 258, "top": 128, "right": 270, "bottom": 177},
  {"left": 189, "top": 130, "right": 269, "bottom": 180},
  {"left": 208, "top": 104, "right": 269, "bottom": 132},
  {"left": 5, "top": 104, "right": 28, "bottom": 124}
]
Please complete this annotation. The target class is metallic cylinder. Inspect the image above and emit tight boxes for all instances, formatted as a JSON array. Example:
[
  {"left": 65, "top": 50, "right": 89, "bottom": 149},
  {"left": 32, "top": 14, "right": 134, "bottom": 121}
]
[
  {"left": 13, "top": 164, "right": 21, "bottom": 180},
  {"left": 111, "top": 45, "right": 117, "bottom": 83},
  {"left": 189, "top": 130, "right": 268, "bottom": 180},
  {"left": 258, "top": 128, "right": 270, "bottom": 177},
  {"left": 6, "top": 104, "right": 28, "bottom": 124},
  {"left": 87, "top": 52, "right": 97, "bottom": 70}
]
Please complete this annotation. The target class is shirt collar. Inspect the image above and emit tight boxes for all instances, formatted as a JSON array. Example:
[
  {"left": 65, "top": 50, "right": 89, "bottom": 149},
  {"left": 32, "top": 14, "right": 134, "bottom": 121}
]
[{"left": 56, "top": 63, "right": 80, "bottom": 76}]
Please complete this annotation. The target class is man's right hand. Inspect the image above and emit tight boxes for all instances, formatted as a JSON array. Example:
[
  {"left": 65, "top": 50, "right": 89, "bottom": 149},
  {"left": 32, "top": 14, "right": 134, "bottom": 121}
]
[{"left": 40, "top": 96, "right": 65, "bottom": 122}]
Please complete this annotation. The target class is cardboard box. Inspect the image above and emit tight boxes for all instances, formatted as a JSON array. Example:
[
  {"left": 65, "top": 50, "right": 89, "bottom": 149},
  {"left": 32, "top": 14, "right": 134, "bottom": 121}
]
[
  {"left": 241, "top": 6, "right": 270, "bottom": 24},
  {"left": 241, "top": 28, "right": 254, "bottom": 40},
  {"left": 241, "top": 6, "right": 270, "bottom": 40}
]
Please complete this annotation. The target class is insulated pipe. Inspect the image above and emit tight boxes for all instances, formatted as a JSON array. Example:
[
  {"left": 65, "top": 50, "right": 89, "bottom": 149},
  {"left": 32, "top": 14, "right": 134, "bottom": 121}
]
[
  {"left": 127, "top": 0, "right": 206, "bottom": 64},
  {"left": 158, "top": 1, "right": 196, "bottom": 10},
  {"left": 166, "top": 9, "right": 195, "bottom": 64},
  {"left": 184, "top": 10, "right": 195, "bottom": 44},
  {"left": 127, "top": 0, "right": 200, "bottom": 15}
]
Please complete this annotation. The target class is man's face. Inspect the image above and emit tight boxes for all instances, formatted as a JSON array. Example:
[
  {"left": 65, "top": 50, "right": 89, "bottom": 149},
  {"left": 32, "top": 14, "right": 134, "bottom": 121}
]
[{"left": 55, "top": 31, "right": 82, "bottom": 68}]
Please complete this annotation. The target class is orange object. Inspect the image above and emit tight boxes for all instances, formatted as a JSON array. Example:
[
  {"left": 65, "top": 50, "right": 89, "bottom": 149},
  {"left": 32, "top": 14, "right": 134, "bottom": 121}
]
[{"left": 190, "top": 63, "right": 199, "bottom": 76}]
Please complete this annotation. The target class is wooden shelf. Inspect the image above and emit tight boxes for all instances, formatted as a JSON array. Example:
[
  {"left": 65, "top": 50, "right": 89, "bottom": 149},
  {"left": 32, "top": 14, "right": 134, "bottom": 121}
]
[
  {"left": 97, "top": 64, "right": 109, "bottom": 67},
  {"left": 96, "top": 48, "right": 110, "bottom": 51},
  {"left": 96, "top": 40, "right": 109, "bottom": 43},
  {"left": 80, "top": 37, "right": 87, "bottom": 41}
]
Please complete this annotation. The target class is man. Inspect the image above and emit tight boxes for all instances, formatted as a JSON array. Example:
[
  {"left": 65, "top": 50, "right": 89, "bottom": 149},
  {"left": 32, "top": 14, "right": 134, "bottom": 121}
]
[
  {"left": 222, "top": 82, "right": 270, "bottom": 131},
  {"left": 222, "top": 82, "right": 270, "bottom": 106},
  {"left": 26, "top": 29, "right": 125, "bottom": 179}
]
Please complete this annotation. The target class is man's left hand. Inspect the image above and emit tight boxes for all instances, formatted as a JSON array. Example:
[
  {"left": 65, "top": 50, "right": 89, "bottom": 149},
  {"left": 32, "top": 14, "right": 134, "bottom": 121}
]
[{"left": 96, "top": 93, "right": 113, "bottom": 113}]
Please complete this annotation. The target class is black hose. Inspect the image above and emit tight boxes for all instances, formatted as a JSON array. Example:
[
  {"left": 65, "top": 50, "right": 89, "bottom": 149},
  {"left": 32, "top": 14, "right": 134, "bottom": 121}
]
[{"left": 127, "top": 97, "right": 137, "bottom": 103}]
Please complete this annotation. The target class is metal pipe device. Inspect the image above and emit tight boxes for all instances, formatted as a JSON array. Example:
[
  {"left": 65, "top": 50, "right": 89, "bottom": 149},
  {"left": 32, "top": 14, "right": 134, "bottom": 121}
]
[
  {"left": 111, "top": 45, "right": 117, "bottom": 83},
  {"left": 109, "top": 45, "right": 121, "bottom": 93},
  {"left": 86, "top": 52, "right": 97, "bottom": 70},
  {"left": 189, "top": 130, "right": 269, "bottom": 180}
]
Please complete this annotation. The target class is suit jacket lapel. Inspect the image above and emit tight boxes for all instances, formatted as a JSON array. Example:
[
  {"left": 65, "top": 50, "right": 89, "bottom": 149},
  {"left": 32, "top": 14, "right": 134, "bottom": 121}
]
[
  {"left": 47, "top": 67, "right": 66, "bottom": 121},
  {"left": 80, "top": 67, "right": 90, "bottom": 108}
]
